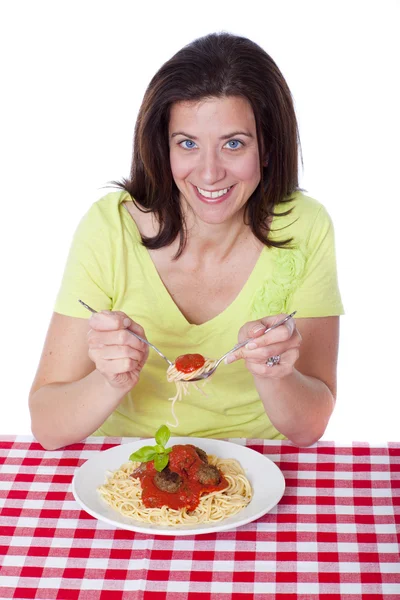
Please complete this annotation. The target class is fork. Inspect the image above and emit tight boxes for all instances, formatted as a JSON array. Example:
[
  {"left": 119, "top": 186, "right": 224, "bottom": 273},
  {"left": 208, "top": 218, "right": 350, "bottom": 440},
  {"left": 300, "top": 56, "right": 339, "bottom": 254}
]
[{"left": 78, "top": 300, "right": 174, "bottom": 366}]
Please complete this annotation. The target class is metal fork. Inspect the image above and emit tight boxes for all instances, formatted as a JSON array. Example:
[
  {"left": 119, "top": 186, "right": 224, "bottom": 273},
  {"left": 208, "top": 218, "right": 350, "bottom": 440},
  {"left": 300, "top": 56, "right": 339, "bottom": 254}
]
[{"left": 78, "top": 300, "right": 174, "bottom": 366}]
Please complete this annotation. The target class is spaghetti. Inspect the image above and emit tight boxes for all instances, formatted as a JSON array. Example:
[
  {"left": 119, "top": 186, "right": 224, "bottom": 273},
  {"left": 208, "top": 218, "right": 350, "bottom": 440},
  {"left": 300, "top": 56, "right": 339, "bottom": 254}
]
[
  {"left": 98, "top": 451, "right": 252, "bottom": 526},
  {"left": 166, "top": 355, "right": 217, "bottom": 428}
]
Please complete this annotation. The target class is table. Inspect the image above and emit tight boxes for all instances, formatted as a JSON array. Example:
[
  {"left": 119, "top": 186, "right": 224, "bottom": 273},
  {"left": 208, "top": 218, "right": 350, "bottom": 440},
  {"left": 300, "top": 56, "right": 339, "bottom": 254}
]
[{"left": 0, "top": 436, "right": 399, "bottom": 599}]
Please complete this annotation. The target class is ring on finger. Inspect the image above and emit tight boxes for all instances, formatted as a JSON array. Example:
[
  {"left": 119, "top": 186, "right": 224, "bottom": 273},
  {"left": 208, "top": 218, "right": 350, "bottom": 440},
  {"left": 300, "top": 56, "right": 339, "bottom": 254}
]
[{"left": 266, "top": 354, "right": 281, "bottom": 367}]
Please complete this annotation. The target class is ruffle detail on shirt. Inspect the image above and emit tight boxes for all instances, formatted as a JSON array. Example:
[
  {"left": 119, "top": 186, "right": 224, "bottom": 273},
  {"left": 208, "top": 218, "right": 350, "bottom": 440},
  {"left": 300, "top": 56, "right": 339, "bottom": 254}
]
[{"left": 250, "top": 246, "right": 307, "bottom": 318}]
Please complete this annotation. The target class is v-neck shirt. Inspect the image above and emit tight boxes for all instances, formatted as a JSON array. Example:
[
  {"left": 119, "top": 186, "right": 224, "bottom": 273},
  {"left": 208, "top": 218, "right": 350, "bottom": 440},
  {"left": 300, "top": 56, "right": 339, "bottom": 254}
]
[{"left": 54, "top": 191, "right": 344, "bottom": 439}]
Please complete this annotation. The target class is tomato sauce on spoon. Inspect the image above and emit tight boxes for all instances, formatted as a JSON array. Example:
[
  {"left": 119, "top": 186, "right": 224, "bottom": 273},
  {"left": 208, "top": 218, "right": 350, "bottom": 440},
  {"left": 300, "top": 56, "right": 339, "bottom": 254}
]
[{"left": 174, "top": 353, "right": 206, "bottom": 373}]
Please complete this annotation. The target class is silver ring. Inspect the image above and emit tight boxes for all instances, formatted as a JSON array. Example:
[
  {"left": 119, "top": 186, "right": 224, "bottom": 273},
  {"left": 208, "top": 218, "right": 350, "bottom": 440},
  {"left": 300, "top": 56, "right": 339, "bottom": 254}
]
[{"left": 266, "top": 355, "right": 281, "bottom": 367}]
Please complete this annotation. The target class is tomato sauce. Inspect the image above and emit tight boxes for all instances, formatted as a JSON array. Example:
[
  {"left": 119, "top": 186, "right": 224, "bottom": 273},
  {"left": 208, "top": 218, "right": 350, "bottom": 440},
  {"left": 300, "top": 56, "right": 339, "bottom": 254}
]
[
  {"left": 174, "top": 354, "right": 206, "bottom": 374},
  {"left": 131, "top": 444, "right": 228, "bottom": 511}
]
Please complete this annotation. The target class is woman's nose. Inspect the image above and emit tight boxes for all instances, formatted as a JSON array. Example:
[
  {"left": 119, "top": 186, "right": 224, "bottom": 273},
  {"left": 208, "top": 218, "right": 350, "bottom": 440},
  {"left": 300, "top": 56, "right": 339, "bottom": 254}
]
[{"left": 198, "top": 149, "right": 226, "bottom": 185}]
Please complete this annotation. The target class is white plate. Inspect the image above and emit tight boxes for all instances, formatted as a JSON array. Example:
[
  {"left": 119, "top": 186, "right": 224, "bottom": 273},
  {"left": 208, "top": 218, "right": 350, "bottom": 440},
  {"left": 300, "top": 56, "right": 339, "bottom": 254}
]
[{"left": 72, "top": 437, "right": 285, "bottom": 536}]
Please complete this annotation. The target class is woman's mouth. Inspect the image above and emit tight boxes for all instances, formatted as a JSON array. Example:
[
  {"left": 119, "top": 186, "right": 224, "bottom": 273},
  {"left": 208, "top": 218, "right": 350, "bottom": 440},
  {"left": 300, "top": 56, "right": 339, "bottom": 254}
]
[{"left": 192, "top": 184, "right": 235, "bottom": 204}]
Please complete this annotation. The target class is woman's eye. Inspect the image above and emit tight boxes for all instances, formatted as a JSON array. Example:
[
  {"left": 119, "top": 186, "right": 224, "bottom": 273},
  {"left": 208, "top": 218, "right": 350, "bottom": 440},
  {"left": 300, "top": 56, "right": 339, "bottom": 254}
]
[
  {"left": 180, "top": 140, "right": 197, "bottom": 149},
  {"left": 224, "top": 140, "right": 243, "bottom": 150}
]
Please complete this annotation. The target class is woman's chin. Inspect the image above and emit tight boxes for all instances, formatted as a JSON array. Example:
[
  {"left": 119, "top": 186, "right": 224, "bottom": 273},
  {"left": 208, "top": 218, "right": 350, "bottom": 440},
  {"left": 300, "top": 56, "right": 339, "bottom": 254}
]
[{"left": 191, "top": 205, "right": 244, "bottom": 227}]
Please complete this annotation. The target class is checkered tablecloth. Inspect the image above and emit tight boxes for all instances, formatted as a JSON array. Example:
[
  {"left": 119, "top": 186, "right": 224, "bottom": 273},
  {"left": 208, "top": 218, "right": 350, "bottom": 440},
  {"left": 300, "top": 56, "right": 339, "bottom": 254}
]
[{"left": 0, "top": 436, "right": 399, "bottom": 599}]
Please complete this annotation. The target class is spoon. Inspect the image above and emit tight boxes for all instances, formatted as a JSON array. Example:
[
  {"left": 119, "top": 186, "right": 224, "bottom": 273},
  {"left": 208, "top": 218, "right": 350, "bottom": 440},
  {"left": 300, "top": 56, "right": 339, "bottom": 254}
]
[
  {"left": 188, "top": 311, "right": 297, "bottom": 381},
  {"left": 78, "top": 300, "right": 174, "bottom": 366}
]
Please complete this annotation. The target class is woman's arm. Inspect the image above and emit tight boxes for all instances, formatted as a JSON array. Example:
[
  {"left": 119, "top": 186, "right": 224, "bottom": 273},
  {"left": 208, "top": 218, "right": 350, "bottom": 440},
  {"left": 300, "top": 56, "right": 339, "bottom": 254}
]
[
  {"left": 228, "top": 316, "right": 339, "bottom": 446},
  {"left": 29, "top": 311, "right": 148, "bottom": 450}
]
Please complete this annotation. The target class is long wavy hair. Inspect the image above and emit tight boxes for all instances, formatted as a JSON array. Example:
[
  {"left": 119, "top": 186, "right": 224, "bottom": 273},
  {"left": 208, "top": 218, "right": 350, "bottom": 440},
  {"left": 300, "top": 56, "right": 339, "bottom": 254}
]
[{"left": 114, "top": 32, "right": 302, "bottom": 257}]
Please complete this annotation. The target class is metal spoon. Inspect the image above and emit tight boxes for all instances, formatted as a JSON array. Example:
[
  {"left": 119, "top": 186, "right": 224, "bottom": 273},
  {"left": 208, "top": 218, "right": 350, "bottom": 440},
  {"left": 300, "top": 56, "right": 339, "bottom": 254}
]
[
  {"left": 188, "top": 311, "right": 297, "bottom": 381},
  {"left": 78, "top": 300, "right": 174, "bottom": 366}
]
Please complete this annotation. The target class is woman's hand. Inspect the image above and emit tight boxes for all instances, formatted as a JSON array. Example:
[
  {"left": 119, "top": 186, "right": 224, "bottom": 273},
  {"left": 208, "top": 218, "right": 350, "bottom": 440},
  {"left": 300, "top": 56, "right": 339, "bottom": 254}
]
[
  {"left": 227, "top": 313, "right": 302, "bottom": 379},
  {"left": 87, "top": 311, "right": 149, "bottom": 390}
]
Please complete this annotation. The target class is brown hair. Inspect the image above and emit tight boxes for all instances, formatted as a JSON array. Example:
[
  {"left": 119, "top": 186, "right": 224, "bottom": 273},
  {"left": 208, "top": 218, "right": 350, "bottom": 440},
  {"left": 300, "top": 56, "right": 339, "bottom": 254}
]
[{"left": 115, "top": 32, "right": 301, "bottom": 257}]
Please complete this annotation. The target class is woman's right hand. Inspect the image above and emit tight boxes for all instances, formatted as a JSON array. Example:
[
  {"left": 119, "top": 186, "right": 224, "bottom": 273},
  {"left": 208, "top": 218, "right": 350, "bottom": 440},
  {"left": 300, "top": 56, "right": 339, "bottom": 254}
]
[{"left": 87, "top": 311, "right": 149, "bottom": 391}]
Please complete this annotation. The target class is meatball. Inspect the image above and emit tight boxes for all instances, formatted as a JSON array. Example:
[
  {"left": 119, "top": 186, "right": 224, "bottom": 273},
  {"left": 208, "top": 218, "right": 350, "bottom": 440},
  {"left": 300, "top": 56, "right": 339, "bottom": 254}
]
[
  {"left": 193, "top": 446, "right": 208, "bottom": 464},
  {"left": 169, "top": 445, "right": 197, "bottom": 472},
  {"left": 153, "top": 468, "right": 183, "bottom": 493},
  {"left": 196, "top": 464, "right": 221, "bottom": 486}
]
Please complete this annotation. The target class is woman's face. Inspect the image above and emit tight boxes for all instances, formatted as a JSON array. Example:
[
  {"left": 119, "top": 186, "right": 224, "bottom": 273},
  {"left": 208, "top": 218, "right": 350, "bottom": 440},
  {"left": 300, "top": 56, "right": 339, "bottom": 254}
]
[{"left": 168, "top": 96, "right": 261, "bottom": 226}]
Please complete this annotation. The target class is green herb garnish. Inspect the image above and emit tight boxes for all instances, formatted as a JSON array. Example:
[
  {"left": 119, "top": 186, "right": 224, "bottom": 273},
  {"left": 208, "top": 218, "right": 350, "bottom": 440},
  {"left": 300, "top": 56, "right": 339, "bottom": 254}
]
[{"left": 129, "top": 425, "right": 172, "bottom": 472}]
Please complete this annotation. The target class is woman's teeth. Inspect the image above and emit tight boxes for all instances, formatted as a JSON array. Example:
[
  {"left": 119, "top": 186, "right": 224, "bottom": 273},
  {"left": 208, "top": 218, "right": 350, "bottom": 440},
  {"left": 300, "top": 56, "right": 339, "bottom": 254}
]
[{"left": 196, "top": 186, "right": 232, "bottom": 199}]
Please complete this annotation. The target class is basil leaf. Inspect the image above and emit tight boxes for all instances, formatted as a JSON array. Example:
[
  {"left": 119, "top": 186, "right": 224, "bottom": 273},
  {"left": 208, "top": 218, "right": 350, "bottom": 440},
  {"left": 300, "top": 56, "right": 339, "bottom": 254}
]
[
  {"left": 155, "top": 425, "right": 170, "bottom": 447},
  {"left": 165, "top": 447, "right": 172, "bottom": 454},
  {"left": 129, "top": 446, "right": 157, "bottom": 462},
  {"left": 154, "top": 445, "right": 165, "bottom": 454},
  {"left": 154, "top": 453, "right": 169, "bottom": 472}
]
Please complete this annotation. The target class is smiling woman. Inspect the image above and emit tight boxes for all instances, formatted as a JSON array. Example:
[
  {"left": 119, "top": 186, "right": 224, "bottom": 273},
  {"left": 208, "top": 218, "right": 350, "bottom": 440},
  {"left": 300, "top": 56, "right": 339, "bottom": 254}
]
[
  {"left": 168, "top": 96, "right": 261, "bottom": 228},
  {"left": 28, "top": 32, "right": 343, "bottom": 451}
]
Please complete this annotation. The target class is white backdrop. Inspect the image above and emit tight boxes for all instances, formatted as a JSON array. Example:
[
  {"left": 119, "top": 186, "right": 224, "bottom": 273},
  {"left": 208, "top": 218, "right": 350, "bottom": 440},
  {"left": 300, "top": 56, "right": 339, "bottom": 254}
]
[{"left": 1, "top": 0, "right": 399, "bottom": 441}]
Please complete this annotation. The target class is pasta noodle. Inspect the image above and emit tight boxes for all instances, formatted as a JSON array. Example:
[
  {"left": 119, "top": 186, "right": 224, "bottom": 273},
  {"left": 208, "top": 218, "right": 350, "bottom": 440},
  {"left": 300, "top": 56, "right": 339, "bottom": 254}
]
[
  {"left": 98, "top": 454, "right": 252, "bottom": 526},
  {"left": 166, "top": 358, "right": 217, "bottom": 428}
]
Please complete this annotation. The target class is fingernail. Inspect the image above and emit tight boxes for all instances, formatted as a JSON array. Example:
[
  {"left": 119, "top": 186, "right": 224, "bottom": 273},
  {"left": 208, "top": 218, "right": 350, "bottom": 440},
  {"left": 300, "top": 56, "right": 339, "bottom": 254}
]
[
  {"left": 123, "top": 318, "right": 131, "bottom": 327},
  {"left": 286, "top": 319, "right": 295, "bottom": 335},
  {"left": 253, "top": 325, "right": 265, "bottom": 334},
  {"left": 225, "top": 355, "right": 236, "bottom": 365},
  {"left": 245, "top": 342, "right": 258, "bottom": 350}
]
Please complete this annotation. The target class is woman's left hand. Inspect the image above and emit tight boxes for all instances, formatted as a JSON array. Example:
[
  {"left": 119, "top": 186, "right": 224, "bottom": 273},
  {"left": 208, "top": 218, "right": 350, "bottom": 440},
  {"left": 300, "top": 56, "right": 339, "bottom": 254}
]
[{"left": 226, "top": 314, "right": 302, "bottom": 379}]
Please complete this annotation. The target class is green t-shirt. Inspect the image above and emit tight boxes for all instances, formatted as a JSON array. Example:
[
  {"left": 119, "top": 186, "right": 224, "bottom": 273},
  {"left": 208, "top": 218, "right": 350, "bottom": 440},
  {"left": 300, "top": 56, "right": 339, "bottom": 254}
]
[{"left": 54, "top": 191, "right": 344, "bottom": 439}]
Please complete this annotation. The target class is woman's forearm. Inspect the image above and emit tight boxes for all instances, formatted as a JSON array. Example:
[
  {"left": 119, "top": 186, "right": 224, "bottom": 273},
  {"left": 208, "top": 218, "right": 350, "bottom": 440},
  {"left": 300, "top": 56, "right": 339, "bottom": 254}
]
[
  {"left": 254, "top": 369, "right": 335, "bottom": 446},
  {"left": 29, "top": 370, "right": 128, "bottom": 450}
]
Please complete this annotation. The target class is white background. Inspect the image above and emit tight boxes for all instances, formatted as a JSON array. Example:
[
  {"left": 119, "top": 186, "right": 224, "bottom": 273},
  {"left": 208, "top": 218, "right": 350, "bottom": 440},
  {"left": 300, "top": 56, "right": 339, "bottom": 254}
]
[{"left": 1, "top": 1, "right": 399, "bottom": 441}]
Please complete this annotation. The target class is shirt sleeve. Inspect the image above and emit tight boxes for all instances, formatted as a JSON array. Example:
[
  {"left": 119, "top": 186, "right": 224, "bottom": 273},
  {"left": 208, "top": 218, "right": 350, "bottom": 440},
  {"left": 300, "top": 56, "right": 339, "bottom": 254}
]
[
  {"left": 54, "top": 202, "right": 114, "bottom": 318},
  {"left": 287, "top": 204, "right": 344, "bottom": 318}
]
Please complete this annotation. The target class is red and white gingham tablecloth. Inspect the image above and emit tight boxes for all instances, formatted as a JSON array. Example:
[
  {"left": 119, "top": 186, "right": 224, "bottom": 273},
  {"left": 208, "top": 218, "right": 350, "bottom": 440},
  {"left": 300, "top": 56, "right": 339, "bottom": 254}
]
[{"left": 0, "top": 436, "right": 399, "bottom": 599}]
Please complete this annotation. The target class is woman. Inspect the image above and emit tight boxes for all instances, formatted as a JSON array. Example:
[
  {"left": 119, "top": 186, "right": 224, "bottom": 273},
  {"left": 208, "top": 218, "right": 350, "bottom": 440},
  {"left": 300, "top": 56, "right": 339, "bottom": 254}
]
[{"left": 29, "top": 32, "right": 343, "bottom": 450}]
